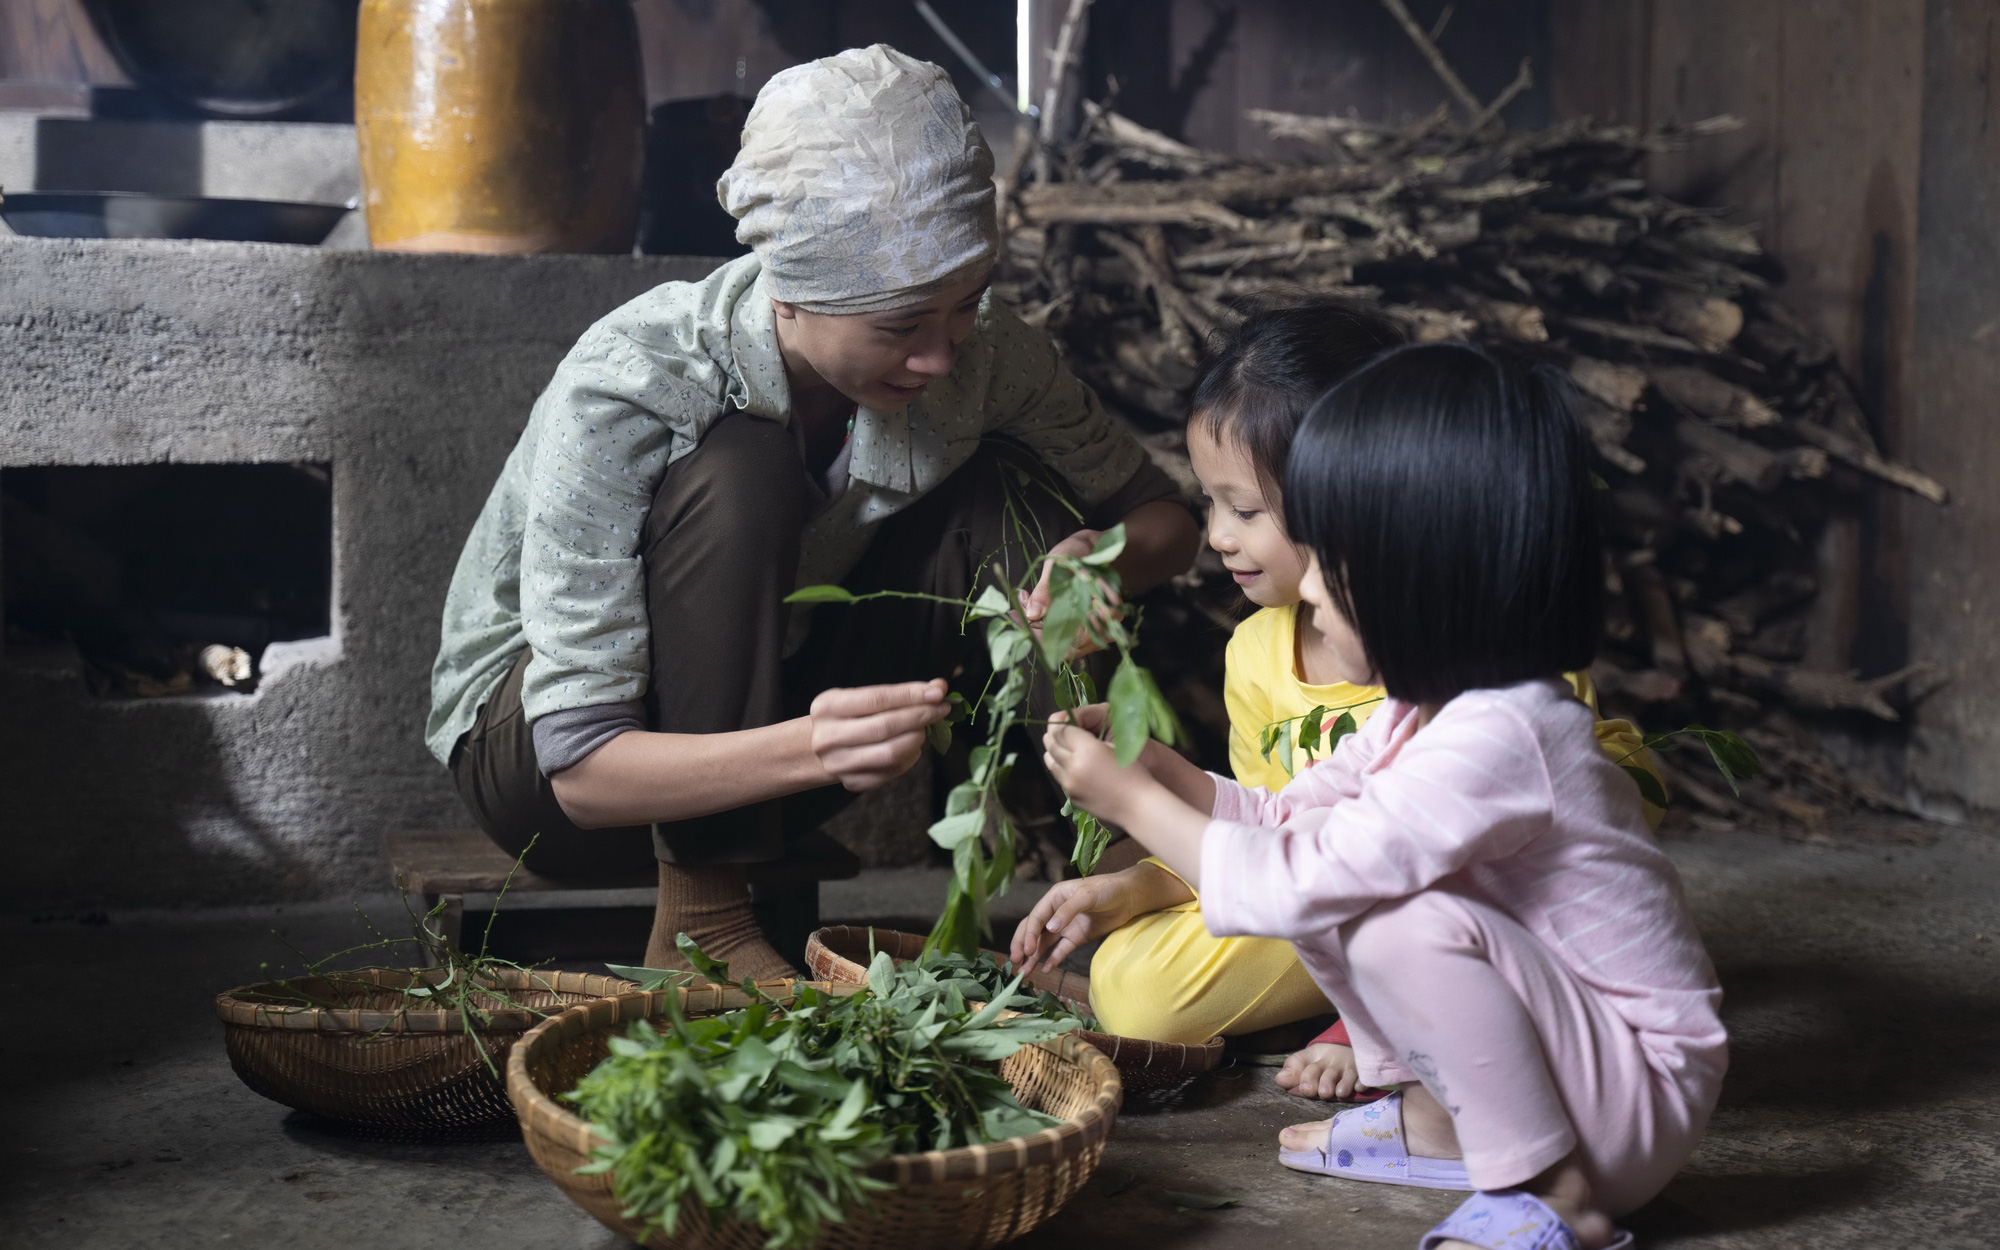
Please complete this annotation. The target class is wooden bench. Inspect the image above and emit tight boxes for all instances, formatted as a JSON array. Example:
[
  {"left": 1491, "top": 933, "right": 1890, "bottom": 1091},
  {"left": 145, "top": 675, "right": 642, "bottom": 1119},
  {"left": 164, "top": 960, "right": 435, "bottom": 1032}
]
[{"left": 385, "top": 827, "right": 863, "bottom": 966}]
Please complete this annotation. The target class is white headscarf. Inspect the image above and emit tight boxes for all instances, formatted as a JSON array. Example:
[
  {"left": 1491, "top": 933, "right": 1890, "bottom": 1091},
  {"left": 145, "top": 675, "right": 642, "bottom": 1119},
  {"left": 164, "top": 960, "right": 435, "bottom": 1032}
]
[{"left": 717, "top": 44, "right": 997, "bottom": 314}]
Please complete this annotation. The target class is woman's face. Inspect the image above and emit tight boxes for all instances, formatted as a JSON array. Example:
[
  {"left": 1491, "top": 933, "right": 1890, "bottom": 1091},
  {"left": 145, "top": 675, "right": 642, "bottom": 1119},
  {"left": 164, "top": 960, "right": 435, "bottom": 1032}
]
[
  {"left": 1298, "top": 552, "right": 1376, "bottom": 686},
  {"left": 773, "top": 267, "right": 991, "bottom": 413},
  {"left": 1186, "top": 419, "right": 1311, "bottom": 609}
]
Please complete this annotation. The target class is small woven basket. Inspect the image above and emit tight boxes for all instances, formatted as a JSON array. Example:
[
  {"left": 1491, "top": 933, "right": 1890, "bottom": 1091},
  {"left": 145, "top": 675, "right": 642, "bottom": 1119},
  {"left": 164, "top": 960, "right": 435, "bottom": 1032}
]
[
  {"left": 804, "top": 926, "right": 1224, "bottom": 1092},
  {"left": 216, "top": 967, "right": 634, "bottom": 1129},
  {"left": 508, "top": 981, "right": 1122, "bottom": 1250}
]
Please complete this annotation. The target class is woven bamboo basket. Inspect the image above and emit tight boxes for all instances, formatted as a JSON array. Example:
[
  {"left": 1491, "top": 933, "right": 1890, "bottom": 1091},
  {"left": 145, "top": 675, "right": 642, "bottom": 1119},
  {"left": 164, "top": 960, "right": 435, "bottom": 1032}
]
[
  {"left": 216, "top": 967, "right": 635, "bottom": 1129},
  {"left": 805, "top": 926, "right": 1224, "bottom": 1092},
  {"left": 508, "top": 981, "right": 1122, "bottom": 1250}
]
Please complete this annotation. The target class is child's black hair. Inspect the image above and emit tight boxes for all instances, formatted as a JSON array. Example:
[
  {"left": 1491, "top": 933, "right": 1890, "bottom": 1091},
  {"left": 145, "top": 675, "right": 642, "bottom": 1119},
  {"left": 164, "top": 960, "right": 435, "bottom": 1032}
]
[
  {"left": 1188, "top": 301, "right": 1404, "bottom": 497},
  {"left": 1282, "top": 341, "right": 1603, "bottom": 704}
]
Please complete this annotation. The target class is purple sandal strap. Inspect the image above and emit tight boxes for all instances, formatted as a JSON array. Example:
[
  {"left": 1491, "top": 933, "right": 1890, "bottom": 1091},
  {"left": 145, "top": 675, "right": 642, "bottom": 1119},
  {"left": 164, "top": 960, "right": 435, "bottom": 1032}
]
[
  {"left": 1418, "top": 1190, "right": 1632, "bottom": 1250},
  {"left": 1278, "top": 1091, "right": 1473, "bottom": 1190}
]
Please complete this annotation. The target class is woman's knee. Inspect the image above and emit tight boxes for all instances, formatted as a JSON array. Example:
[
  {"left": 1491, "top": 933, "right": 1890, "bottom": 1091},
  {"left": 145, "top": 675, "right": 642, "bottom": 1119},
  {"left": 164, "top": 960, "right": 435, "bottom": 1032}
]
[{"left": 648, "top": 413, "right": 804, "bottom": 547}]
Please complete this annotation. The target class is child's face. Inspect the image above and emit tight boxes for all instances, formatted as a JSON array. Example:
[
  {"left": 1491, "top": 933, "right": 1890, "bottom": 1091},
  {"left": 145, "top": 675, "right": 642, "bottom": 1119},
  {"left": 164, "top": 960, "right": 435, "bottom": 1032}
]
[
  {"left": 1186, "top": 419, "right": 1311, "bottom": 609},
  {"left": 1299, "top": 553, "right": 1377, "bottom": 686}
]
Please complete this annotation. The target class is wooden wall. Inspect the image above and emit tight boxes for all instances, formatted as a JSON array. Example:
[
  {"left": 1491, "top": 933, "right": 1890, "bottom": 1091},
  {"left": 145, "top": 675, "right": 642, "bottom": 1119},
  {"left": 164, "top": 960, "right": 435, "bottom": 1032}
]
[{"left": 1552, "top": 0, "right": 1999, "bottom": 812}]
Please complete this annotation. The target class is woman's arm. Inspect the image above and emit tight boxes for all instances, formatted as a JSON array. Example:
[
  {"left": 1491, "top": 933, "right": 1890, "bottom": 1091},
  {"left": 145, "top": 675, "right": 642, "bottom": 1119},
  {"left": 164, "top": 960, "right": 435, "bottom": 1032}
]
[{"left": 550, "top": 680, "right": 950, "bottom": 828}]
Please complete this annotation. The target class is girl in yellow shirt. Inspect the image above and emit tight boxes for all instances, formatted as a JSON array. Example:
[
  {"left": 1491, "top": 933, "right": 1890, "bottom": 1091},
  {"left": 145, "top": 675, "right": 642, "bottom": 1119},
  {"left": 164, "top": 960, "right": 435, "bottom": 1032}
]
[{"left": 1011, "top": 303, "right": 1660, "bottom": 1100}]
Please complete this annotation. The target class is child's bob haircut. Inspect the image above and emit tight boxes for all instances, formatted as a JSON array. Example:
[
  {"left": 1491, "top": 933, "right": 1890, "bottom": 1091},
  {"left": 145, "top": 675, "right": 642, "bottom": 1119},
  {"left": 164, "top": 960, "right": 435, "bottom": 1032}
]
[
  {"left": 1188, "top": 301, "right": 1403, "bottom": 497},
  {"left": 1283, "top": 341, "right": 1603, "bottom": 705}
]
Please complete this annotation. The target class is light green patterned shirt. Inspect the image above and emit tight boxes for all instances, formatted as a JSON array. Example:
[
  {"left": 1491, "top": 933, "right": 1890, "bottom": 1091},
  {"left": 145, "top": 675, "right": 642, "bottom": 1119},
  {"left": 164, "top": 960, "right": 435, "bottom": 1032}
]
[{"left": 425, "top": 253, "right": 1148, "bottom": 764}]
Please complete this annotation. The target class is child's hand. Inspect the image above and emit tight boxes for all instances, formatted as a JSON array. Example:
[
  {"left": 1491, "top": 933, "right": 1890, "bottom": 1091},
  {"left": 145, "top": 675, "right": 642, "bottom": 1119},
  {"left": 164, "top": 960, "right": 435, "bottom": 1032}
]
[
  {"left": 1275, "top": 1041, "right": 1364, "bottom": 1101},
  {"left": 1044, "top": 710, "right": 1149, "bottom": 825},
  {"left": 1010, "top": 874, "right": 1143, "bottom": 975}
]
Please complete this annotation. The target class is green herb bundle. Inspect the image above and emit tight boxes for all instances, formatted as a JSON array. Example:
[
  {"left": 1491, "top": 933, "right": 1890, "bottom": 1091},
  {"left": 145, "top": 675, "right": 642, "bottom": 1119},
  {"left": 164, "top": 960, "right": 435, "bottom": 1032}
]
[
  {"left": 569, "top": 942, "right": 1084, "bottom": 1249},
  {"left": 788, "top": 505, "right": 1184, "bottom": 960}
]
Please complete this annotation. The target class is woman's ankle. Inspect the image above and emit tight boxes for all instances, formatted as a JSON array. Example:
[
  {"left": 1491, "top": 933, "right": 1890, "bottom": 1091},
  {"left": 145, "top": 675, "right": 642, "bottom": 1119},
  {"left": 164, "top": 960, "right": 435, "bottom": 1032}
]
[{"left": 643, "top": 861, "right": 799, "bottom": 981}]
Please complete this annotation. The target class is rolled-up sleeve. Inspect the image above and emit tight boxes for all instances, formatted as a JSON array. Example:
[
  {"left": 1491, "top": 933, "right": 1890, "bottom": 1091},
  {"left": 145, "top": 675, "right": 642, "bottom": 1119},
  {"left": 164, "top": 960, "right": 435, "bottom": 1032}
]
[{"left": 518, "top": 334, "right": 690, "bottom": 723}]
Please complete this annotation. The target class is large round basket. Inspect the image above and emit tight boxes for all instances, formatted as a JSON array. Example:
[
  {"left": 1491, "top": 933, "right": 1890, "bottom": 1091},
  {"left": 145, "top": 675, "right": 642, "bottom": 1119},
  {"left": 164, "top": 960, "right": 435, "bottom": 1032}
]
[
  {"left": 216, "top": 967, "right": 635, "bottom": 1129},
  {"left": 508, "top": 981, "right": 1122, "bottom": 1250},
  {"left": 805, "top": 926, "right": 1224, "bottom": 1093}
]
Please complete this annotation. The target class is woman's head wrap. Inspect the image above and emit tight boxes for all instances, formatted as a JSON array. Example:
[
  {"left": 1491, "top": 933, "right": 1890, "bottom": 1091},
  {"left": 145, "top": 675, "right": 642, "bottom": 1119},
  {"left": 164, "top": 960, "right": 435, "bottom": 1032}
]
[{"left": 718, "top": 44, "right": 997, "bottom": 314}]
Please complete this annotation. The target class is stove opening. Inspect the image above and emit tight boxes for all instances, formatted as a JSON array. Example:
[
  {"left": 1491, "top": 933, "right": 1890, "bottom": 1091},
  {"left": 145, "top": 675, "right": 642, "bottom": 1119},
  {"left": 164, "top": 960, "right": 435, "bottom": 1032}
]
[{"left": 3, "top": 463, "right": 332, "bottom": 696}]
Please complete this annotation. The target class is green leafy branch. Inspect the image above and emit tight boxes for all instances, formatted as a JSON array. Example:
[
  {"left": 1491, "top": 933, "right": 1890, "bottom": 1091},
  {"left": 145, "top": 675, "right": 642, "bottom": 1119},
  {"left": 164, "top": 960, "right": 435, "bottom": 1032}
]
[
  {"left": 1613, "top": 724, "right": 1763, "bottom": 810},
  {"left": 252, "top": 837, "right": 554, "bottom": 1077},
  {"left": 786, "top": 472, "right": 1185, "bottom": 959},
  {"left": 1256, "top": 696, "right": 1386, "bottom": 778}
]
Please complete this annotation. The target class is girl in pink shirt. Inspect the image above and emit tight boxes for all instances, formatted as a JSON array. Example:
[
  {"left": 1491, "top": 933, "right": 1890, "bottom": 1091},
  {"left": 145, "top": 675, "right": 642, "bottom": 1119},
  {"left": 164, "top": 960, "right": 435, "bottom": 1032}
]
[{"left": 1040, "top": 342, "right": 1725, "bottom": 1250}]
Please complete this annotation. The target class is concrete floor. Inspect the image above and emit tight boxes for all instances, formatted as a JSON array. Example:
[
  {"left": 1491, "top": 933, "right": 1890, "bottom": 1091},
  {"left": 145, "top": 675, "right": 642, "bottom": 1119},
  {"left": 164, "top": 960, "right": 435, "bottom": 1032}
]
[{"left": 6, "top": 821, "right": 1997, "bottom": 1249}]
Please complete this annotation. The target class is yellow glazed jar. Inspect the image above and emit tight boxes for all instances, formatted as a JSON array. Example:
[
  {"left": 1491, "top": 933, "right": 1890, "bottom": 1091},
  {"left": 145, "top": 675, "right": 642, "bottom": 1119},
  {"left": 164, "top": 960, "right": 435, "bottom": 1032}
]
[{"left": 355, "top": 0, "right": 645, "bottom": 253}]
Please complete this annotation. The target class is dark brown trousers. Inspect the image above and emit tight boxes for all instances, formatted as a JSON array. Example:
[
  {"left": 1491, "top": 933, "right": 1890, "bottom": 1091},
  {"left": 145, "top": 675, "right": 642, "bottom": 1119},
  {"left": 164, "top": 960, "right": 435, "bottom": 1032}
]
[{"left": 449, "top": 412, "right": 1172, "bottom": 879}]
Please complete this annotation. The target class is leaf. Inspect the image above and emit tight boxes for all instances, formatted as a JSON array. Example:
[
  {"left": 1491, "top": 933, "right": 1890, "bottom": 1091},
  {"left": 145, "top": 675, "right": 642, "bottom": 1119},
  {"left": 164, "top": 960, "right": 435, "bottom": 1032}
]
[
  {"left": 987, "top": 621, "right": 1032, "bottom": 672},
  {"left": 1165, "top": 1190, "right": 1242, "bottom": 1211},
  {"left": 1038, "top": 568, "right": 1091, "bottom": 667},
  {"left": 1259, "top": 722, "right": 1282, "bottom": 762},
  {"left": 1326, "top": 710, "right": 1358, "bottom": 751},
  {"left": 927, "top": 808, "right": 987, "bottom": 850},
  {"left": 1277, "top": 718, "right": 1296, "bottom": 777},
  {"left": 944, "top": 780, "right": 984, "bottom": 818},
  {"left": 746, "top": 1116, "right": 802, "bottom": 1151},
  {"left": 968, "top": 584, "right": 1013, "bottom": 620},
  {"left": 1103, "top": 654, "right": 1151, "bottom": 767},
  {"left": 1297, "top": 704, "right": 1328, "bottom": 756},
  {"left": 1693, "top": 726, "right": 1763, "bottom": 794},
  {"left": 605, "top": 962, "right": 692, "bottom": 992},
  {"left": 866, "top": 950, "right": 896, "bottom": 999},
  {"left": 783, "top": 585, "right": 857, "bottom": 604},
  {"left": 985, "top": 821, "right": 1016, "bottom": 895},
  {"left": 1621, "top": 764, "right": 1671, "bottom": 810},
  {"left": 1078, "top": 522, "right": 1128, "bottom": 566},
  {"left": 675, "top": 934, "right": 730, "bottom": 985},
  {"left": 1141, "top": 667, "right": 1184, "bottom": 748},
  {"left": 926, "top": 718, "right": 953, "bottom": 754}
]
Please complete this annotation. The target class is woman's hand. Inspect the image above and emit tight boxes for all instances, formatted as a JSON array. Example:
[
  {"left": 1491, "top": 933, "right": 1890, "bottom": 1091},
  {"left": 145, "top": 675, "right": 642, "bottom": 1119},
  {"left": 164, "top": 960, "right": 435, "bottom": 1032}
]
[
  {"left": 1017, "top": 528, "right": 1122, "bottom": 659},
  {"left": 808, "top": 679, "right": 950, "bottom": 791},
  {"left": 1010, "top": 859, "right": 1192, "bottom": 975}
]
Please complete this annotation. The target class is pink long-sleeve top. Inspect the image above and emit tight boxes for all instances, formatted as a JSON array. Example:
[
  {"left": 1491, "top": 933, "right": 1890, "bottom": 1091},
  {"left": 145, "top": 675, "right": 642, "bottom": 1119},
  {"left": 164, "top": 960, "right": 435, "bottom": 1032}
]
[{"left": 1199, "top": 677, "right": 1727, "bottom": 1100}]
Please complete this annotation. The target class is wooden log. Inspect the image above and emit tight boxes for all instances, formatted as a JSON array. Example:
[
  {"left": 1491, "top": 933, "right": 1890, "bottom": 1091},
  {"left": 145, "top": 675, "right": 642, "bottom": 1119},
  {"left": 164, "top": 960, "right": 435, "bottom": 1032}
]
[
  {"left": 1520, "top": 210, "right": 1635, "bottom": 248},
  {"left": 1555, "top": 314, "right": 1704, "bottom": 353},
  {"left": 1571, "top": 358, "right": 1649, "bottom": 411},
  {"left": 1017, "top": 199, "right": 1251, "bottom": 230},
  {"left": 1628, "top": 562, "right": 1687, "bottom": 676},
  {"left": 1674, "top": 421, "right": 1786, "bottom": 491},
  {"left": 1648, "top": 365, "right": 1779, "bottom": 427},
  {"left": 1786, "top": 421, "right": 1949, "bottom": 503},
  {"left": 1015, "top": 164, "right": 1382, "bottom": 211},
  {"left": 1651, "top": 291, "right": 1744, "bottom": 352}
]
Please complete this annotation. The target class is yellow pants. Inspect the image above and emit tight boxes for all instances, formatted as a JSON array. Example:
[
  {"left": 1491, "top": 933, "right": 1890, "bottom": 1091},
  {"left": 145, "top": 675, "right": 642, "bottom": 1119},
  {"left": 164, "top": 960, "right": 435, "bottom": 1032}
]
[{"left": 1089, "top": 900, "right": 1332, "bottom": 1044}]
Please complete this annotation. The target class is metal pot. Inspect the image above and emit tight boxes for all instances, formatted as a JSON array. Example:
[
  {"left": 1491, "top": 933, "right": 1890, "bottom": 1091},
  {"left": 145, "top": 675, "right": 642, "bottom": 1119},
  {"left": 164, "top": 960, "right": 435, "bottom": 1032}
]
[{"left": 83, "top": 0, "right": 359, "bottom": 118}]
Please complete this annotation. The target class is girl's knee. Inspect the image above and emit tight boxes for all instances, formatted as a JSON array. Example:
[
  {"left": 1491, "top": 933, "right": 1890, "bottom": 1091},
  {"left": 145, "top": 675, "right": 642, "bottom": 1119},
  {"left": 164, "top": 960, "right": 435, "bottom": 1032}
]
[{"left": 1341, "top": 889, "right": 1481, "bottom": 970}]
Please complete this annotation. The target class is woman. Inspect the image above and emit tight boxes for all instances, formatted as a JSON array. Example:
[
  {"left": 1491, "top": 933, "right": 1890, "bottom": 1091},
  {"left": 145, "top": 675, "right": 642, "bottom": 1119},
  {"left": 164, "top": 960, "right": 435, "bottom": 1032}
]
[{"left": 426, "top": 45, "right": 1199, "bottom": 980}]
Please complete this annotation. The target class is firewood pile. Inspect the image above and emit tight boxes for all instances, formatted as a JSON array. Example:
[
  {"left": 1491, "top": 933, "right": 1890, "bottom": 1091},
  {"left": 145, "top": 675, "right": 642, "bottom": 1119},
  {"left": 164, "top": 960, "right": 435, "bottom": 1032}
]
[{"left": 994, "top": 12, "right": 1946, "bottom": 832}]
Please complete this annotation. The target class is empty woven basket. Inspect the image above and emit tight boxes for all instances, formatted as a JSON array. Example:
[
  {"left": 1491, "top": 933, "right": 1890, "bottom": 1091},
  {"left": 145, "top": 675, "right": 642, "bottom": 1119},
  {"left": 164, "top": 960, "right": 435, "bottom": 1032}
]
[
  {"left": 216, "top": 967, "right": 634, "bottom": 1129},
  {"left": 806, "top": 925, "right": 1223, "bottom": 1092},
  {"left": 508, "top": 981, "right": 1123, "bottom": 1250}
]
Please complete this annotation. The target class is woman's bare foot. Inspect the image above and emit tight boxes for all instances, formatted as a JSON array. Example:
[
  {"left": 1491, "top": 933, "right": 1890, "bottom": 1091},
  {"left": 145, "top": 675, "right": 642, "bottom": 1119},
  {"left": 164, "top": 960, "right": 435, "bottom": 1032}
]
[
  {"left": 1277, "top": 1078, "right": 1463, "bottom": 1155},
  {"left": 1275, "top": 1042, "right": 1363, "bottom": 1100}
]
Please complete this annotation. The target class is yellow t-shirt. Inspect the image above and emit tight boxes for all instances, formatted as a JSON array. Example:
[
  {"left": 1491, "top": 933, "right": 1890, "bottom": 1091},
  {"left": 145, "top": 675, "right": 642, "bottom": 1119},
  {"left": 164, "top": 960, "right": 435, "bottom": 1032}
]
[{"left": 1222, "top": 604, "right": 1661, "bottom": 818}]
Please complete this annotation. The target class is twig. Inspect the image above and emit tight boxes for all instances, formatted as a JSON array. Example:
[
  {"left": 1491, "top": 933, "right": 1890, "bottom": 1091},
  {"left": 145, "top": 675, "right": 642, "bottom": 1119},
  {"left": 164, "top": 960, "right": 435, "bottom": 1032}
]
[
  {"left": 1035, "top": 0, "right": 1095, "bottom": 180},
  {"left": 1466, "top": 57, "right": 1534, "bottom": 133},
  {"left": 1379, "top": 0, "right": 1484, "bottom": 120}
]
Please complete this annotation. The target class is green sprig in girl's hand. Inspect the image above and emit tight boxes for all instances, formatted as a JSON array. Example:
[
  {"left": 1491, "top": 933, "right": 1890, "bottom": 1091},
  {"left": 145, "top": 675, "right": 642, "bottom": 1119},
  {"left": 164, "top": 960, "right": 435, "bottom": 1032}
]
[{"left": 1043, "top": 706, "right": 1156, "bottom": 829}]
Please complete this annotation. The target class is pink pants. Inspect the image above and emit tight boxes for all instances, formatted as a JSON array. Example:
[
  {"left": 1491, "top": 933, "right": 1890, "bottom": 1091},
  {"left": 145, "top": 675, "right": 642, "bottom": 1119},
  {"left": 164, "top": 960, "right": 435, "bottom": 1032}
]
[{"left": 1317, "top": 887, "right": 1713, "bottom": 1215}]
